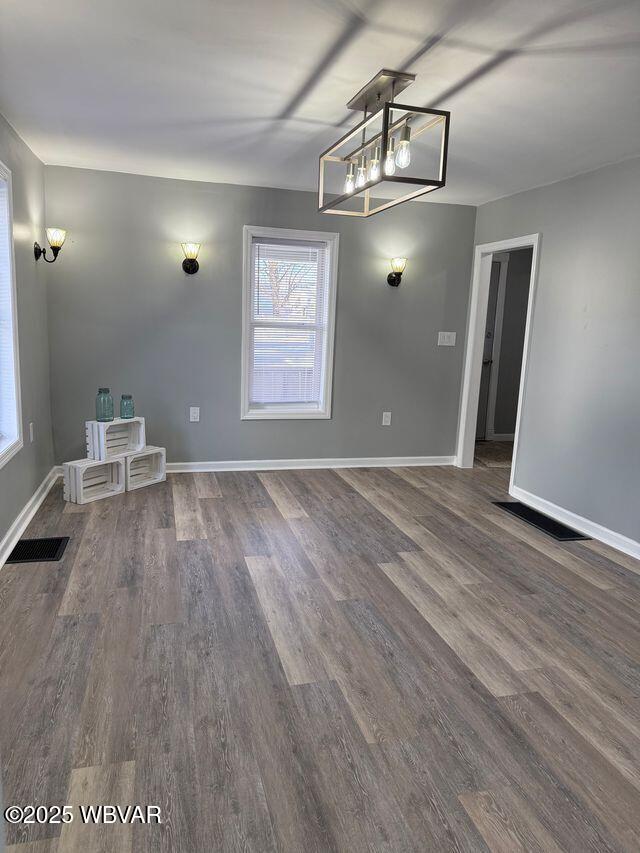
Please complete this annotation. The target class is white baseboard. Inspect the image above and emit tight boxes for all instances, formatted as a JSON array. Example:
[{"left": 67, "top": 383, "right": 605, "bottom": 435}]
[
  {"left": 510, "top": 484, "right": 640, "bottom": 561},
  {"left": 0, "top": 467, "right": 61, "bottom": 567},
  {"left": 167, "top": 455, "right": 455, "bottom": 473}
]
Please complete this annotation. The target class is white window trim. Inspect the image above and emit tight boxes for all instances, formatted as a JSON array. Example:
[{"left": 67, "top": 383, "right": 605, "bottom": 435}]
[
  {"left": 0, "top": 159, "right": 23, "bottom": 470},
  {"left": 241, "top": 225, "right": 339, "bottom": 420}
]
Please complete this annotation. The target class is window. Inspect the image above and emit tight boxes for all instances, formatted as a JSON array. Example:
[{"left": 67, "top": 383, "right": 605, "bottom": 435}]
[
  {"left": 242, "top": 226, "right": 339, "bottom": 419},
  {"left": 0, "top": 161, "right": 22, "bottom": 468}
]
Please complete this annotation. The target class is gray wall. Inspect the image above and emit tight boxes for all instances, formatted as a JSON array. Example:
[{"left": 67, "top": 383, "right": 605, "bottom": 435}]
[
  {"left": 44, "top": 166, "right": 476, "bottom": 464},
  {"left": 476, "top": 157, "right": 640, "bottom": 542},
  {"left": 494, "top": 248, "right": 532, "bottom": 434},
  {"left": 0, "top": 114, "right": 54, "bottom": 544}
]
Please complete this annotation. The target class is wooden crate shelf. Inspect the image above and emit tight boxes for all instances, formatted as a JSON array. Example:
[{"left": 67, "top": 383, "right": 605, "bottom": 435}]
[
  {"left": 125, "top": 446, "right": 166, "bottom": 491},
  {"left": 63, "top": 457, "right": 126, "bottom": 504},
  {"left": 86, "top": 417, "right": 146, "bottom": 461}
]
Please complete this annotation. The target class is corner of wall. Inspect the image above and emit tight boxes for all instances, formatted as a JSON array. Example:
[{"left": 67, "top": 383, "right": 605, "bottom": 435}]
[{"left": 0, "top": 111, "right": 56, "bottom": 544}]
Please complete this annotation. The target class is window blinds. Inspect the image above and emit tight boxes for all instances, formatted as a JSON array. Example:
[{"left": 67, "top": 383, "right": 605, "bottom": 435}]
[
  {"left": 248, "top": 236, "right": 331, "bottom": 409},
  {"left": 0, "top": 176, "right": 19, "bottom": 443}
]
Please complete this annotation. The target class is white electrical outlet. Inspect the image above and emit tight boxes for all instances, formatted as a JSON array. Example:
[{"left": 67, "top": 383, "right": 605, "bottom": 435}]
[
  {"left": 438, "top": 331, "right": 457, "bottom": 346},
  {"left": 189, "top": 406, "right": 200, "bottom": 423},
  {"left": 29, "top": 422, "right": 34, "bottom": 442},
  {"left": 381, "top": 411, "right": 392, "bottom": 426}
]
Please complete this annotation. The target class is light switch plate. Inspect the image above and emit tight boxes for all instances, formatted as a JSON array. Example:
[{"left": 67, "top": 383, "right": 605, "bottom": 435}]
[
  {"left": 381, "top": 411, "right": 392, "bottom": 426},
  {"left": 189, "top": 406, "right": 200, "bottom": 422},
  {"left": 438, "top": 331, "right": 457, "bottom": 346}
]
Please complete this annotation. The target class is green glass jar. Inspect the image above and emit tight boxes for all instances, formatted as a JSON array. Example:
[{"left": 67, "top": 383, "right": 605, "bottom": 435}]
[
  {"left": 96, "top": 387, "right": 114, "bottom": 422},
  {"left": 120, "top": 394, "right": 134, "bottom": 419}
]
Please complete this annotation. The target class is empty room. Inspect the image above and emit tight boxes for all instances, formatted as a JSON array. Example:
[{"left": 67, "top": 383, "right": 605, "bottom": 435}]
[{"left": 0, "top": 1, "right": 639, "bottom": 850}]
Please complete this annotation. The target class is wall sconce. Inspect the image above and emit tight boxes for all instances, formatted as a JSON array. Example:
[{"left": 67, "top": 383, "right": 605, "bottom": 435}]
[
  {"left": 34, "top": 228, "right": 67, "bottom": 263},
  {"left": 181, "top": 242, "right": 201, "bottom": 274},
  {"left": 387, "top": 257, "right": 407, "bottom": 287}
]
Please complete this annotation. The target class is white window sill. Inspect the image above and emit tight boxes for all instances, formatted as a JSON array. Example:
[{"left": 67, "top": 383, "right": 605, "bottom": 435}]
[
  {"left": 0, "top": 435, "right": 22, "bottom": 471},
  {"left": 242, "top": 406, "right": 331, "bottom": 421}
]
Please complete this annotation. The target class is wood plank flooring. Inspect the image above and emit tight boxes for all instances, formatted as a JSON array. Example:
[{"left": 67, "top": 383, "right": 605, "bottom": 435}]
[
  {"left": 474, "top": 441, "right": 513, "bottom": 468},
  {"left": 1, "top": 465, "right": 640, "bottom": 851}
]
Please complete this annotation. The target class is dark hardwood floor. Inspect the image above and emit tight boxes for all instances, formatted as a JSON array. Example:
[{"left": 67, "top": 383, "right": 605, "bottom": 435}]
[
  {"left": 474, "top": 440, "right": 513, "bottom": 468},
  {"left": 1, "top": 465, "right": 639, "bottom": 851}
]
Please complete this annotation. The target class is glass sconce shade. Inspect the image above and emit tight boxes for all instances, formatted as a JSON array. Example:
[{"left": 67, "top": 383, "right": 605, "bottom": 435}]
[
  {"left": 34, "top": 227, "right": 66, "bottom": 262},
  {"left": 181, "top": 242, "right": 201, "bottom": 274},
  {"left": 46, "top": 227, "right": 67, "bottom": 248},
  {"left": 387, "top": 256, "right": 407, "bottom": 287},
  {"left": 390, "top": 257, "right": 407, "bottom": 274},
  {"left": 181, "top": 242, "right": 200, "bottom": 260}
]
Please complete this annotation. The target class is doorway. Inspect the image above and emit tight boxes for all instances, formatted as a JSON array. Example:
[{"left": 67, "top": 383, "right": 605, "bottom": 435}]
[
  {"left": 455, "top": 234, "right": 540, "bottom": 491},
  {"left": 474, "top": 247, "right": 534, "bottom": 469},
  {"left": 475, "top": 253, "right": 509, "bottom": 443}
]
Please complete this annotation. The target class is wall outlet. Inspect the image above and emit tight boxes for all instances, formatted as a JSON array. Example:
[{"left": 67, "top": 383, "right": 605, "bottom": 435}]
[
  {"left": 381, "top": 411, "right": 392, "bottom": 426},
  {"left": 189, "top": 406, "right": 200, "bottom": 423},
  {"left": 29, "top": 422, "right": 34, "bottom": 442},
  {"left": 438, "top": 331, "right": 457, "bottom": 346}
]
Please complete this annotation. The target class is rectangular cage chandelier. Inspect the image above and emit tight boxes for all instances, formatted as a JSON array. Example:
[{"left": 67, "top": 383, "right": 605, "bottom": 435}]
[{"left": 318, "top": 69, "right": 450, "bottom": 218}]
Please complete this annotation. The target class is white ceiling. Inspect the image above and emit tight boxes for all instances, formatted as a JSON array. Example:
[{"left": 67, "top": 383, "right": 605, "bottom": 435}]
[{"left": 1, "top": 0, "right": 639, "bottom": 205}]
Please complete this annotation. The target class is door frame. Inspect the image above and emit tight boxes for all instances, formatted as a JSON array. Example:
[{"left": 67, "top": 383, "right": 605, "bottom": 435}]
[
  {"left": 455, "top": 233, "right": 540, "bottom": 492},
  {"left": 485, "top": 252, "right": 511, "bottom": 441}
]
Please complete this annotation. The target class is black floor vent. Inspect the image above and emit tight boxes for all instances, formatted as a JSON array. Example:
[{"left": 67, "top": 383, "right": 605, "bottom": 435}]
[
  {"left": 6, "top": 537, "right": 70, "bottom": 564},
  {"left": 493, "top": 502, "right": 589, "bottom": 541}
]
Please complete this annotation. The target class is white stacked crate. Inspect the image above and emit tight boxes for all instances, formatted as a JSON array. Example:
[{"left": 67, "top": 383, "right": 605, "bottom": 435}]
[
  {"left": 86, "top": 417, "right": 146, "bottom": 460},
  {"left": 64, "top": 414, "right": 166, "bottom": 504},
  {"left": 63, "top": 457, "right": 126, "bottom": 504},
  {"left": 125, "top": 446, "right": 166, "bottom": 491}
]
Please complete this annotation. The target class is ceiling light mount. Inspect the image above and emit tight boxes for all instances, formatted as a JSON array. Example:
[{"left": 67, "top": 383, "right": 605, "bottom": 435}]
[
  {"left": 318, "top": 69, "right": 450, "bottom": 218},
  {"left": 345, "top": 69, "right": 415, "bottom": 113}
]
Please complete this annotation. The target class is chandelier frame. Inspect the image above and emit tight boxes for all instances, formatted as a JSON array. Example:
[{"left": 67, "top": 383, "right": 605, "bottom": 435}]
[{"left": 318, "top": 70, "right": 450, "bottom": 218}]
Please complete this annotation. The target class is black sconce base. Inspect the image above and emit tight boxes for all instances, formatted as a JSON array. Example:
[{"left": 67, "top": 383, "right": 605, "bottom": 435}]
[
  {"left": 34, "top": 242, "right": 60, "bottom": 263},
  {"left": 182, "top": 258, "right": 199, "bottom": 275},
  {"left": 387, "top": 272, "right": 402, "bottom": 287}
]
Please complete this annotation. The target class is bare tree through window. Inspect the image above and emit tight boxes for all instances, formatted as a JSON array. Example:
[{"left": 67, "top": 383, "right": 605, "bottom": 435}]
[{"left": 259, "top": 259, "right": 312, "bottom": 318}]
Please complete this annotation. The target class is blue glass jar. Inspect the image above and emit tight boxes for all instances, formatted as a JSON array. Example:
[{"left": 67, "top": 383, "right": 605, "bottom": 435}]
[
  {"left": 96, "top": 387, "right": 114, "bottom": 422},
  {"left": 120, "top": 394, "right": 134, "bottom": 419}
]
